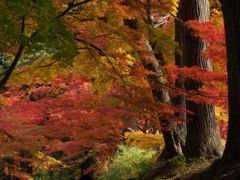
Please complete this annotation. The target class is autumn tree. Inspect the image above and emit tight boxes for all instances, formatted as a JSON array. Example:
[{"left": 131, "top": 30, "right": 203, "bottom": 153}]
[
  {"left": 177, "top": 0, "right": 223, "bottom": 158},
  {"left": 121, "top": 0, "right": 188, "bottom": 158},
  {"left": 121, "top": 0, "right": 225, "bottom": 159},
  {"left": 220, "top": 0, "right": 240, "bottom": 164},
  {"left": 0, "top": 74, "right": 137, "bottom": 178},
  {"left": 0, "top": 0, "right": 229, "bottom": 178},
  {"left": 0, "top": 0, "right": 77, "bottom": 90}
]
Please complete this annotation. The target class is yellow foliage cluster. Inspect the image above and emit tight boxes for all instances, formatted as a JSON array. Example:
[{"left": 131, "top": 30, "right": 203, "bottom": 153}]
[
  {"left": 210, "top": 10, "right": 224, "bottom": 29},
  {"left": 210, "top": 0, "right": 221, "bottom": 12},
  {"left": 30, "top": 152, "right": 67, "bottom": 175},
  {"left": 210, "top": 0, "right": 223, "bottom": 29},
  {"left": 0, "top": 95, "right": 11, "bottom": 108},
  {"left": 164, "top": 0, "right": 179, "bottom": 16},
  {"left": 125, "top": 131, "right": 164, "bottom": 150},
  {"left": 215, "top": 106, "right": 228, "bottom": 122},
  {"left": 11, "top": 56, "right": 71, "bottom": 85}
]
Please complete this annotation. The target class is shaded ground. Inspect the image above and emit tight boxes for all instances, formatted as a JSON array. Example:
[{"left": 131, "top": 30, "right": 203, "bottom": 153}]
[{"left": 142, "top": 157, "right": 240, "bottom": 180}]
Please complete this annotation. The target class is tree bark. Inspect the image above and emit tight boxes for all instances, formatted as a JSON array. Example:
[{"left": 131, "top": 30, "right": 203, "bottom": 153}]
[
  {"left": 123, "top": 18, "right": 183, "bottom": 158},
  {"left": 171, "top": 1, "right": 188, "bottom": 155},
  {"left": 179, "top": 0, "right": 224, "bottom": 158},
  {"left": 220, "top": 0, "right": 240, "bottom": 164},
  {"left": 0, "top": 45, "right": 24, "bottom": 90},
  {"left": 0, "top": 16, "right": 25, "bottom": 91}
]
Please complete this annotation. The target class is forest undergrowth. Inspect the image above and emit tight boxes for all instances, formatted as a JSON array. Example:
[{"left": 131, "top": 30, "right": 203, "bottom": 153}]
[{"left": 143, "top": 156, "right": 240, "bottom": 180}]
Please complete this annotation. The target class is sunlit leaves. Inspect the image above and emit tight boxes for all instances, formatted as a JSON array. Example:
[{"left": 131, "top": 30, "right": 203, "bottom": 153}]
[
  {"left": 0, "top": 0, "right": 77, "bottom": 65},
  {"left": 0, "top": 0, "right": 229, "bottom": 178},
  {"left": 215, "top": 106, "right": 228, "bottom": 140},
  {"left": 125, "top": 131, "right": 164, "bottom": 150},
  {"left": 185, "top": 20, "right": 226, "bottom": 73}
]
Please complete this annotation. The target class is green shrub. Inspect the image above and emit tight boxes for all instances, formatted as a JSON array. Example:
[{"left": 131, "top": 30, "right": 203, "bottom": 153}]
[
  {"left": 97, "top": 145, "right": 156, "bottom": 180},
  {"left": 170, "top": 156, "right": 187, "bottom": 177},
  {"left": 32, "top": 169, "right": 75, "bottom": 180}
]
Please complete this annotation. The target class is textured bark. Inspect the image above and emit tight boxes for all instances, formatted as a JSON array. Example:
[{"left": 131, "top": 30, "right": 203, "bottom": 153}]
[
  {"left": 220, "top": 0, "right": 240, "bottom": 164},
  {"left": 171, "top": 2, "right": 188, "bottom": 155},
  {"left": 123, "top": 18, "right": 183, "bottom": 158},
  {"left": 179, "top": 0, "right": 224, "bottom": 158}
]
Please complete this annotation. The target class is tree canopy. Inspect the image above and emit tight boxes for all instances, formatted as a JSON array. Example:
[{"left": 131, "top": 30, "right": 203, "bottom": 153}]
[{"left": 0, "top": 0, "right": 234, "bottom": 179}]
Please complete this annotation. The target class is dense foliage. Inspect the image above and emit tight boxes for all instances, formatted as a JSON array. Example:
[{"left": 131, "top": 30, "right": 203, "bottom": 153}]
[{"left": 0, "top": 0, "right": 231, "bottom": 179}]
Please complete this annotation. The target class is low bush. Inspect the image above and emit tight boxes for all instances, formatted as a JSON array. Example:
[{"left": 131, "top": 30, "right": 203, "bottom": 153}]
[{"left": 97, "top": 145, "right": 156, "bottom": 180}]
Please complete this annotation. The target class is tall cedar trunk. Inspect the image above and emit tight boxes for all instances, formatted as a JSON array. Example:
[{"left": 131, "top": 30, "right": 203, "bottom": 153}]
[
  {"left": 123, "top": 18, "right": 183, "bottom": 158},
  {"left": 170, "top": 1, "right": 188, "bottom": 154},
  {"left": 179, "top": 0, "right": 223, "bottom": 158},
  {"left": 220, "top": 0, "right": 240, "bottom": 164}
]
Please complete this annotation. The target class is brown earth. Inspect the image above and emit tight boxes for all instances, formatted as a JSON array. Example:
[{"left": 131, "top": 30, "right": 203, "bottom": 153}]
[{"left": 142, "top": 157, "right": 240, "bottom": 180}]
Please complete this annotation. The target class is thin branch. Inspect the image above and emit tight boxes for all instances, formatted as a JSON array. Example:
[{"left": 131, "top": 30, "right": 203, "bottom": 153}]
[
  {"left": 148, "top": 75, "right": 227, "bottom": 101},
  {"left": 75, "top": 37, "right": 109, "bottom": 56},
  {"left": 12, "top": 60, "right": 58, "bottom": 77},
  {"left": 157, "top": 0, "right": 184, "bottom": 23},
  {"left": 75, "top": 37, "right": 143, "bottom": 105},
  {"left": 57, "top": 0, "right": 93, "bottom": 18},
  {"left": 39, "top": 60, "right": 58, "bottom": 68},
  {"left": 0, "top": 129, "right": 15, "bottom": 139}
]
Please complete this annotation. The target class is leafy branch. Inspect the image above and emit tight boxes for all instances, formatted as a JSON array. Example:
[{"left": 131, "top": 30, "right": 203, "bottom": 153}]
[{"left": 57, "top": 0, "right": 93, "bottom": 18}]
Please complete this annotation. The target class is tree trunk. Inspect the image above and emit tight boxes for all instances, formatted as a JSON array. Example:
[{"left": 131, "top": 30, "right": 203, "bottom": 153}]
[
  {"left": 179, "top": 0, "right": 224, "bottom": 158},
  {"left": 0, "top": 17, "right": 25, "bottom": 91},
  {"left": 0, "top": 45, "right": 24, "bottom": 91},
  {"left": 157, "top": 0, "right": 188, "bottom": 159},
  {"left": 123, "top": 17, "right": 183, "bottom": 158},
  {"left": 170, "top": 1, "right": 188, "bottom": 155},
  {"left": 220, "top": 0, "right": 240, "bottom": 164},
  {"left": 81, "top": 154, "right": 94, "bottom": 179}
]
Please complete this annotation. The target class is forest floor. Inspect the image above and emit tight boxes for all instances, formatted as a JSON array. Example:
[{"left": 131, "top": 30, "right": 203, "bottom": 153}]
[{"left": 143, "top": 156, "right": 240, "bottom": 180}]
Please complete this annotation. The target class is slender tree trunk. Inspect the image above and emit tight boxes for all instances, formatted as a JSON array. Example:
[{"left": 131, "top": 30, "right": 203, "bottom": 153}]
[
  {"left": 81, "top": 155, "right": 94, "bottom": 179},
  {"left": 220, "top": 0, "right": 240, "bottom": 164},
  {"left": 0, "top": 16, "right": 25, "bottom": 91},
  {"left": 123, "top": 18, "right": 183, "bottom": 158},
  {"left": 179, "top": 0, "right": 223, "bottom": 158},
  {"left": 0, "top": 45, "right": 24, "bottom": 90}
]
